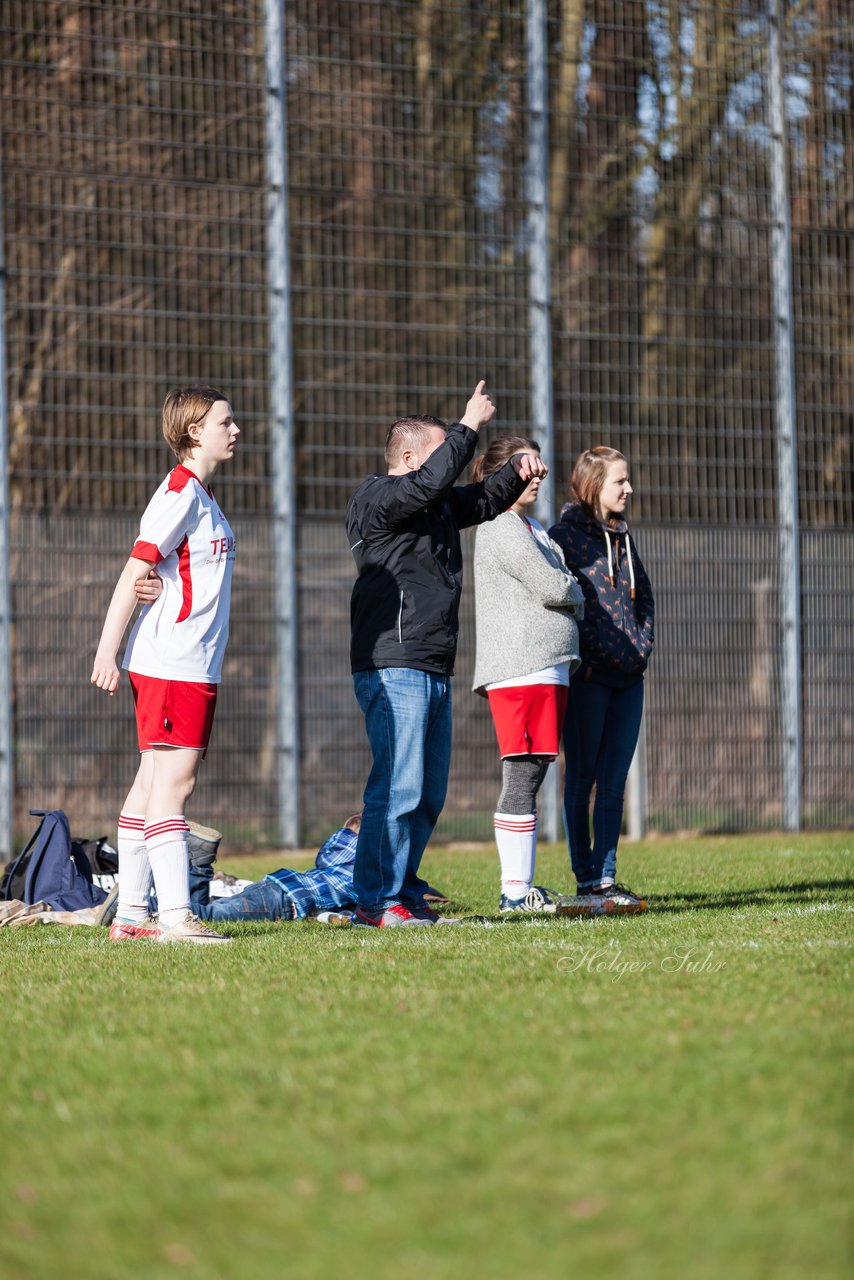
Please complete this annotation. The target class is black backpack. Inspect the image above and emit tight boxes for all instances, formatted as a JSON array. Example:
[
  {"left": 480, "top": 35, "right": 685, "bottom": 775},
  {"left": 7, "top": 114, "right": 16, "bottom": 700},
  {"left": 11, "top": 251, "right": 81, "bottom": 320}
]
[{"left": 0, "top": 809, "right": 108, "bottom": 911}]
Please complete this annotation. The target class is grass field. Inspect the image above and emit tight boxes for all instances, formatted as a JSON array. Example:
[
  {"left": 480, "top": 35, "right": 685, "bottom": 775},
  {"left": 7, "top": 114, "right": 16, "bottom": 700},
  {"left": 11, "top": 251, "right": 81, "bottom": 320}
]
[{"left": 1, "top": 832, "right": 851, "bottom": 1280}]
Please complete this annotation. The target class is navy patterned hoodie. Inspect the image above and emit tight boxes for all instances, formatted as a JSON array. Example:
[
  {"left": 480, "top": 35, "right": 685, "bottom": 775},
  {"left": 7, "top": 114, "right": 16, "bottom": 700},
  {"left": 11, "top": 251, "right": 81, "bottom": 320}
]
[{"left": 548, "top": 502, "right": 654, "bottom": 688}]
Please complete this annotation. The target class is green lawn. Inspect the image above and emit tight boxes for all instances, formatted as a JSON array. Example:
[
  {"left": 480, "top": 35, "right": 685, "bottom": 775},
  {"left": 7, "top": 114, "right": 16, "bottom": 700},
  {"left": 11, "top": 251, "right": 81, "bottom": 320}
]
[{"left": 1, "top": 833, "right": 851, "bottom": 1280}]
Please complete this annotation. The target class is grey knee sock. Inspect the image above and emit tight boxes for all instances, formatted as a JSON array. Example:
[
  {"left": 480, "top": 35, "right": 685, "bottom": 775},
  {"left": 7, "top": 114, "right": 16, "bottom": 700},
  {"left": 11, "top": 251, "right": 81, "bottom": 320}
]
[{"left": 497, "top": 756, "right": 550, "bottom": 814}]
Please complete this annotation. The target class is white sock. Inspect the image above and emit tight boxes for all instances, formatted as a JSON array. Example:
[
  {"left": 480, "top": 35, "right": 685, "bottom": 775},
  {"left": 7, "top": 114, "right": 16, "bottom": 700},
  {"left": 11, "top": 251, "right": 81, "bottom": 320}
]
[
  {"left": 117, "top": 812, "right": 152, "bottom": 923},
  {"left": 145, "top": 816, "right": 191, "bottom": 927},
  {"left": 494, "top": 812, "right": 537, "bottom": 899}
]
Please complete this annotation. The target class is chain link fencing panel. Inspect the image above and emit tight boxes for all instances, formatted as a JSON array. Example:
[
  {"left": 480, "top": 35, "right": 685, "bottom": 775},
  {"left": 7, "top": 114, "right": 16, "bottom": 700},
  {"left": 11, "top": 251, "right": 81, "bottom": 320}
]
[{"left": 1, "top": 0, "right": 851, "bottom": 847}]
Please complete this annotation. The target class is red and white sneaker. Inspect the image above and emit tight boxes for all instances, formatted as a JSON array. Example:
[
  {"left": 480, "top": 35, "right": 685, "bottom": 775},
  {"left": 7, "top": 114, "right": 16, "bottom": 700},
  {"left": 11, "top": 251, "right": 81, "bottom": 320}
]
[
  {"left": 354, "top": 904, "right": 433, "bottom": 928},
  {"left": 109, "top": 916, "right": 161, "bottom": 942}
]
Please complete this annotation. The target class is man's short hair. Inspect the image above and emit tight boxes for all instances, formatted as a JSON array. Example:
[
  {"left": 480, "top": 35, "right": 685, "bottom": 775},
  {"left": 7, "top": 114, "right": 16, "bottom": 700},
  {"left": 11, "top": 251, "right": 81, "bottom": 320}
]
[{"left": 384, "top": 415, "right": 447, "bottom": 468}]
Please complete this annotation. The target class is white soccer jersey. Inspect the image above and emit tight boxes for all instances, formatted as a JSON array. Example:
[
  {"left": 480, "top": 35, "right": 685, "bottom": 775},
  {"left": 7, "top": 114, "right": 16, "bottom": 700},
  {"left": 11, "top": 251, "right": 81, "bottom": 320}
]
[{"left": 122, "top": 464, "right": 236, "bottom": 683}]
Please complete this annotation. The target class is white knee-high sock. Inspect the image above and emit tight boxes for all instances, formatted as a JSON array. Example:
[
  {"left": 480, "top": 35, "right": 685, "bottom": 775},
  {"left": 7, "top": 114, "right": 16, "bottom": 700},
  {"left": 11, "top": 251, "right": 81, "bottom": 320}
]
[
  {"left": 145, "top": 816, "right": 191, "bottom": 927},
  {"left": 494, "top": 812, "right": 537, "bottom": 898},
  {"left": 117, "top": 812, "right": 152, "bottom": 923}
]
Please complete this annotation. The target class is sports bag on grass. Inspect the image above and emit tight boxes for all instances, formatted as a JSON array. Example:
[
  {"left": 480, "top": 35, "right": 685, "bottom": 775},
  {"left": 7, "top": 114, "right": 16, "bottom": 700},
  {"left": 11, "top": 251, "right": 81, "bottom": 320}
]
[{"left": 0, "top": 809, "right": 107, "bottom": 911}]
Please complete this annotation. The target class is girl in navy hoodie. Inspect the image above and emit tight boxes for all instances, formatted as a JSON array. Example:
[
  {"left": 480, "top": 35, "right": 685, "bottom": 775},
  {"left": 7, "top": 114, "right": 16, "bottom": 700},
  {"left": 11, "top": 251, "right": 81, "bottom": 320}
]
[{"left": 549, "top": 448, "right": 654, "bottom": 913}]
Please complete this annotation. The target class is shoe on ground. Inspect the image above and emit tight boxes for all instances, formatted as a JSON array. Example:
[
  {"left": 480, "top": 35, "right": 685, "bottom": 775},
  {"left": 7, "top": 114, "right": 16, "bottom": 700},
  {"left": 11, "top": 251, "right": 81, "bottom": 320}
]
[
  {"left": 95, "top": 881, "right": 120, "bottom": 927},
  {"left": 410, "top": 902, "right": 462, "bottom": 925},
  {"left": 498, "top": 885, "right": 559, "bottom": 915},
  {"left": 186, "top": 822, "right": 222, "bottom": 867},
  {"left": 423, "top": 884, "right": 451, "bottom": 904},
  {"left": 577, "top": 882, "right": 648, "bottom": 914},
  {"left": 157, "top": 910, "right": 232, "bottom": 944},
  {"left": 354, "top": 904, "right": 433, "bottom": 928},
  {"left": 109, "top": 915, "right": 161, "bottom": 941}
]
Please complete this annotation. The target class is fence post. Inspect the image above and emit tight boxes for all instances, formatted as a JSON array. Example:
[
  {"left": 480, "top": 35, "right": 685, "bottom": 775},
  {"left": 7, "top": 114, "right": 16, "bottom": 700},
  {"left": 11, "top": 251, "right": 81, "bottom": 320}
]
[
  {"left": 767, "top": 0, "right": 802, "bottom": 831},
  {"left": 0, "top": 152, "right": 12, "bottom": 858},
  {"left": 263, "top": 0, "right": 300, "bottom": 846},
  {"left": 526, "top": 0, "right": 559, "bottom": 844},
  {"left": 626, "top": 716, "right": 647, "bottom": 841}
]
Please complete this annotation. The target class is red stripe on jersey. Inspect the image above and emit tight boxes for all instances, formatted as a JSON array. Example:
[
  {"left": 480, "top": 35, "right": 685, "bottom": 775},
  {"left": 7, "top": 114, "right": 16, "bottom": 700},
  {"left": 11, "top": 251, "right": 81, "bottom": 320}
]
[
  {"left": 169, "top": 464, "right": 212, "bottom": 496},
  {"left": 175, "top": 535, "right": 192, "bottom": 622},
  {"left": 167, "top": 465, "right": 194, "bottom": 494},
  {"left": 131, "top": 540, "right": 162, "bottom": 564}
]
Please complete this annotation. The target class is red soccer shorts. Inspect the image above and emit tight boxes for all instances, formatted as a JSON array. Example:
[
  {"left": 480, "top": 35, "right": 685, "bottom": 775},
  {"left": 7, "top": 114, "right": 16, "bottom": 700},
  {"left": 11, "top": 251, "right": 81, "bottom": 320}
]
[
  {"left": 486, "top": 683, "right": 569, "bottom": 759},
  {"left": 129, "top": 672, "right": 218, "bottom": 756}
]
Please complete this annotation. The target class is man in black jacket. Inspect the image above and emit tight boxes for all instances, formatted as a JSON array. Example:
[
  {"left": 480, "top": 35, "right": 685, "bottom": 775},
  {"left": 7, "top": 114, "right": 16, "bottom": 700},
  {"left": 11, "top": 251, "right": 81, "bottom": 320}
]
[{"left": 346, "top": 380, "right": 547, "bottom": 927}]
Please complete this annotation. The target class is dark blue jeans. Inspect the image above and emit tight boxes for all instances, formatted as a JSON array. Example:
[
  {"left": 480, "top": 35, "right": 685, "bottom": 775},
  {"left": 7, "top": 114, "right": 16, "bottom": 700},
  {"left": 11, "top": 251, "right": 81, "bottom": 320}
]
[
  {"left": 562, "top": 677, "right": 644, "bottom": 888},
  {"left": 353, "top": 667, "right": 452, "bottom": 913}
]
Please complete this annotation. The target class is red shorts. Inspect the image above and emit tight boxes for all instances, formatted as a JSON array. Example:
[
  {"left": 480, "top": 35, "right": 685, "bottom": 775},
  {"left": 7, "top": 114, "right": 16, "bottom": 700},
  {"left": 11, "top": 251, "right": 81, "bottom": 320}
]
[
  {"left": 486, "top": 684, "right": 569, "bottom": 759},
  {"left": 129, "top": 672, "right": 218, "bottom": 756}
]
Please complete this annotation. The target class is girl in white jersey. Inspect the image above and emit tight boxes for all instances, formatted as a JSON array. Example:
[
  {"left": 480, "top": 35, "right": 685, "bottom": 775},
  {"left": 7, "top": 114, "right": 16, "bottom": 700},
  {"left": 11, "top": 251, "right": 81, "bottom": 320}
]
[
  {"left": 471, "top": 436, "right": 587, "bottom": 916},
  {"left": 91, "top": 387, "right": 239, "bottom": 944}
]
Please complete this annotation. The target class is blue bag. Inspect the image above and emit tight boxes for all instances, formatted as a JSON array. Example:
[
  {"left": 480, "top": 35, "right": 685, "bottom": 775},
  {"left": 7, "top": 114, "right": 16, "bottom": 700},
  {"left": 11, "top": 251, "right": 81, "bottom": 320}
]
[{"left": 0, "top": 809, "right": 107, "bottom": 911}]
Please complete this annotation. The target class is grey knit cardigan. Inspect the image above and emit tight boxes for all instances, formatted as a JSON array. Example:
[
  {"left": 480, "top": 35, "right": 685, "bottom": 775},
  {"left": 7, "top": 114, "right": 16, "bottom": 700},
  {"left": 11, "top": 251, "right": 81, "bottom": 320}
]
[{"left": 472, "top": 510, "right": 585, "bottom": 695}]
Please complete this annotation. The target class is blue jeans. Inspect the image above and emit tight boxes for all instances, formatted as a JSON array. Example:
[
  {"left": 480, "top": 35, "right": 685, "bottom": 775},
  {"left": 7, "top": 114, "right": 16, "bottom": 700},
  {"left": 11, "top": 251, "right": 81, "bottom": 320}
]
[
  {"left": 562, "top": 677, "right": 644, "bottom": 888},
  {"left": 353, "top": 667, "right": 452, "bottom": 913},
  {"left": 151, "top": 864, "right": 296, "bottom": 922}
]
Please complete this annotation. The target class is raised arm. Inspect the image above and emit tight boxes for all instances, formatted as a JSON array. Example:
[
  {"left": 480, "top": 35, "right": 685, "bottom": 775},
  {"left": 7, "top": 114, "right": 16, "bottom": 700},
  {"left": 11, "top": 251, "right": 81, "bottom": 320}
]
[
  {"left": 450, "top": 450, "right": 547, "bottom": 530},
  {"left": 91, "top": 556, "right": 156, "bottom": 695},
  {"left": 367, "top": 380, "right": 498, "bottom": 533}
]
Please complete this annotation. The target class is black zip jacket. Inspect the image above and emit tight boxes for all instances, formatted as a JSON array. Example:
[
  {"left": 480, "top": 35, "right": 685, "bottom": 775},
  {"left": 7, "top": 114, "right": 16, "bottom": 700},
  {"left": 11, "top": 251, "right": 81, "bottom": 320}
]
[{"left": 346, "top": 423, "right": 528, "bottom": 675}]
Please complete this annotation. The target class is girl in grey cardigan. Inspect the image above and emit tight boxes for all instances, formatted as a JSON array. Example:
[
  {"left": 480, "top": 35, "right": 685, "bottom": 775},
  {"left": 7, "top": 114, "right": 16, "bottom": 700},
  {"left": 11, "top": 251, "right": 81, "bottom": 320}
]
[{"left": 472, "top": 436, "right": 586, "bottom": 915}]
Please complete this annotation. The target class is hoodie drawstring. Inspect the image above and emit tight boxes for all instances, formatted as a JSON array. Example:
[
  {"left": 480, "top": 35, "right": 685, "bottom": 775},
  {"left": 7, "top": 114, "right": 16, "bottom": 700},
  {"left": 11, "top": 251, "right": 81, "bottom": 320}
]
[
  {"left": 604, "top": 529, "right": 615, "bottom": 588},
  {"left": 605, "top": 528, "right": 637, "bottom": 600}
]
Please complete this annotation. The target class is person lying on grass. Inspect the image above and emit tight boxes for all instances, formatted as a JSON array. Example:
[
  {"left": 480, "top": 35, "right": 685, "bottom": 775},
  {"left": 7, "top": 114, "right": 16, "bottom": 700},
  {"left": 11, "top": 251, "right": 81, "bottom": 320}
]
[{"left": 123, "top": 813, "right": 451, "bottom": 925}]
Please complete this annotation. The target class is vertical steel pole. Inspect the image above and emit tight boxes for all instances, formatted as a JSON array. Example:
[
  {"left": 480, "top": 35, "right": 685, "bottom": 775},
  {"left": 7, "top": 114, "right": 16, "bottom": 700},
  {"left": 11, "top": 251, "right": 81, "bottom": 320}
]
[
  {"left": 527, "top": 0, "right": 555, "bottom": 524},
  {"left": 0, "top": 153, "right": 13, "bottom": 858},
  {"left": 526, "top": 0, "right": 560, "bottom": 843},
  {"left": 767, "top": 0, "right": 802, "bottom": 830},
  {"left": 264, "top": 0, "right": 300, "bottom": 846},
  {"left": 626, "top": 714, "right": 647, "bottom": 841}
]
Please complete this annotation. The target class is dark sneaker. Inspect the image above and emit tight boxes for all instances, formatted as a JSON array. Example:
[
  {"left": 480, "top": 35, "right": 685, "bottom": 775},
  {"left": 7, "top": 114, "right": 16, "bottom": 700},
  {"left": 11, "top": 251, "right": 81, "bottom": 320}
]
[
  {"left": 186, "top": 821, "right": 222, "bottom": 868},
  {"left": 354, "top": 904, "right": 433, "bottom": 928},
  {"left": 423, "top": 884, "right": 451, "bottom": 904},
  {"left": 95, "top": 882, "right": 120, "bottom": 927},
  {"left": 499, "top": 886, "right": 559, "bottom": 915},
  {"left": 578, "top": 882, "right": 648, "bottom": 914}
]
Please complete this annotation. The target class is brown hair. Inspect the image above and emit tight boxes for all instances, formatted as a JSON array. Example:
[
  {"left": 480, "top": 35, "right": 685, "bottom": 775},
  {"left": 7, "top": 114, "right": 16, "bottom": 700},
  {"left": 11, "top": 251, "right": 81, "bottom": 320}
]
[
  {"left": 571, "top": 446, "right": 627, "bottom": 528},
  {"left": 384, "top": 415, "right": 447, "bottom": 468},
  {"left": 343, "top": 813, "right": 362, "bottom": 833},
  {"left": 162, "top": 386, "right": 228, "bottom": 462},
  {"left": 471, "top": 434, "right": 538, "bottom": 482}
]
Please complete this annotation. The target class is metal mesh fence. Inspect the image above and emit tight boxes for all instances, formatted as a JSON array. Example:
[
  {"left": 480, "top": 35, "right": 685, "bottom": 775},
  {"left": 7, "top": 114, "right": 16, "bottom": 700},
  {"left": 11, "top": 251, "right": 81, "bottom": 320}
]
[{"left": 1, "top": 0, "right": 852, "bottom": 848}]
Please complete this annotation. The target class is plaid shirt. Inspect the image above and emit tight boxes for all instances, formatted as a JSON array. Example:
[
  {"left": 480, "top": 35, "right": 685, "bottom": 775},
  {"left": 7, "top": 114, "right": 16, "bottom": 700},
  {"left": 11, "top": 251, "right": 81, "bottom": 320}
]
[{"left": 264, "top": 827, "right": 356, "bottom": 919}]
